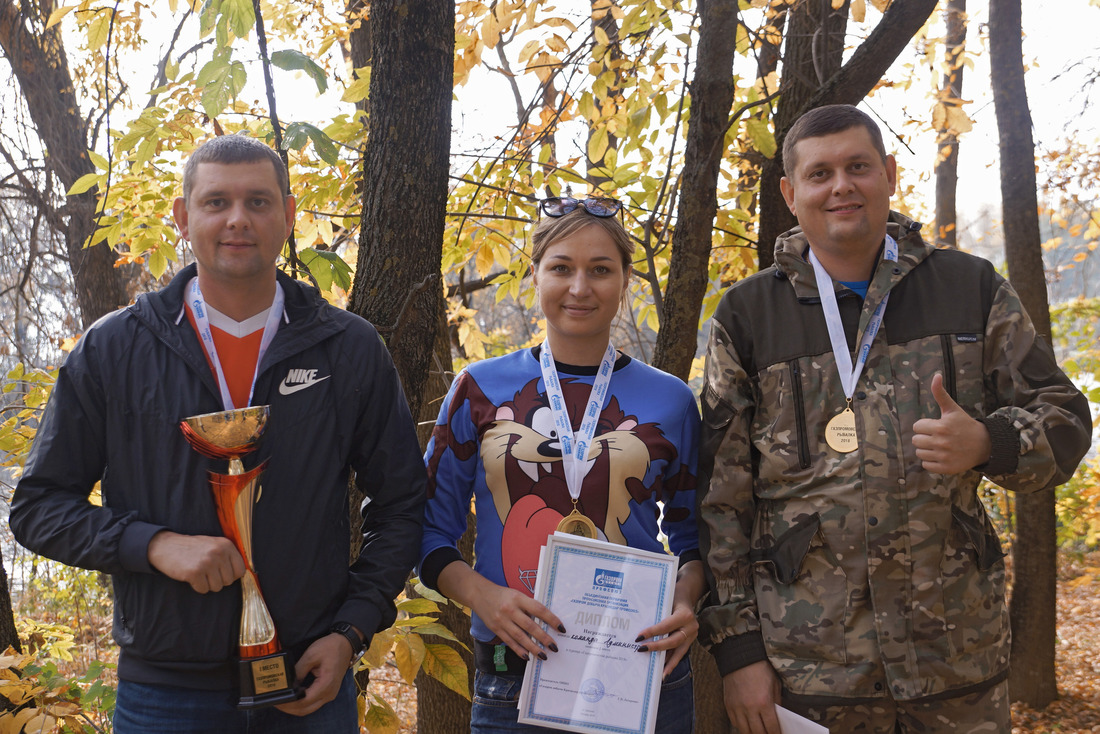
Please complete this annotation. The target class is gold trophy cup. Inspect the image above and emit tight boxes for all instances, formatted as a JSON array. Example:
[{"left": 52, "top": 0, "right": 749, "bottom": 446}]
[{"left": 180, "top": 406, "right": 303, "bottom": 709}]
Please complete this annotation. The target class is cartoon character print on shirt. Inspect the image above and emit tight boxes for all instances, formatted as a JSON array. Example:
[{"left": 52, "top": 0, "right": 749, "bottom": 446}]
[{"left": 480, "top": 376, "right": 682, "bottom": 596}]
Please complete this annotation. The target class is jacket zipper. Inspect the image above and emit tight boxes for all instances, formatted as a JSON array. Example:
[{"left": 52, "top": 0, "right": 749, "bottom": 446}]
[
  {"left": 788, "top": 360, "right": 811, "bottom": 470},
  {"left": 940, "top": 334, "right": 957, "bottom": 401}
]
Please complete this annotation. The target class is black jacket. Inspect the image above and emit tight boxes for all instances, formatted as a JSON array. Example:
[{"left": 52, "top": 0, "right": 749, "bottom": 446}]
[{"left": 10, "top": 265, "right": 427, "bottom": 689}]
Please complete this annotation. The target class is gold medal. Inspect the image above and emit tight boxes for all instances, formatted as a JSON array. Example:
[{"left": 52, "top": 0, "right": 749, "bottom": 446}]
[
  {"left": 556, "top": 508, "right": 598, "bottom": 538},
  {"left": 825, "top": 404, "right": 858, "bottom": 453}
]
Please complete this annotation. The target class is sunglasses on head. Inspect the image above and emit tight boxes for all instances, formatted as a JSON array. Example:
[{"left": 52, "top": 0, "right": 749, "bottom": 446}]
[{"left": 539, "top": 196, "right": 623, "bottom": 219}]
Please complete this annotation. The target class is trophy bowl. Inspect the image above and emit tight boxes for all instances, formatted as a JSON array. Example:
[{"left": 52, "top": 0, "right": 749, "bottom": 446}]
[{"left": 181, "top": 406, "right": 269, "bottom": 456}]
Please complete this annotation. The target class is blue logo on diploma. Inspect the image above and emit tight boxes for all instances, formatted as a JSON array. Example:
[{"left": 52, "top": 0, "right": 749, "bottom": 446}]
[
  {"left": 592, "top": 568, "right": 623, "bottom": 592},
  {"left": 580, "top": 678, "right": 605, "bottom": 703}
]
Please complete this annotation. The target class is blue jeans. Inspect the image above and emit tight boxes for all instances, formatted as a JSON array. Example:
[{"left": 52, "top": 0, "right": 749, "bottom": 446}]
[
  {"left": 471, "top": 656, "right": 694, "bottom": 734},
  {"left": 113, "top": 672, "right": 358, "bottom": 734}
]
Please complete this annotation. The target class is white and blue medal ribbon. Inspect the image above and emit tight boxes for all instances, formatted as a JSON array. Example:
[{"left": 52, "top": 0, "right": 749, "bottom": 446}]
[
  {"left": 809, "top": 234, "right": 898, "bottom": 452},
  {"left": 187, "top": 277, "right": 284, "bottom": 410},
  {"left": 538, "top": 340, "right": 616, "bottom": 535}
]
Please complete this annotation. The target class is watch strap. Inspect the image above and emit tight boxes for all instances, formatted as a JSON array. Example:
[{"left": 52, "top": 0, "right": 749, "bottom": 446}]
[{"left": 330, "top": 622, "right": 366, "bottom": 666}]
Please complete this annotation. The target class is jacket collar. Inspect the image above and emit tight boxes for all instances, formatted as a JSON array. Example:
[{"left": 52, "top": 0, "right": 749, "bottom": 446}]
[
  {"left": 773, "top": 211, "right": 933, "bottom": 302},
  {"left": 128, "top": 264, "right": 349, "bottom": 395}
]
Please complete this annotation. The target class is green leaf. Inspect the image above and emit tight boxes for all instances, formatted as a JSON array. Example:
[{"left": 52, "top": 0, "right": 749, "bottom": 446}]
[
  {"left": 197, "top": 57, "right": 247, "bottom": 118},
  {"left": 283, "top": 122, "right": 339, "bottom": 165},
  {"left": 67, "top": 173, "right": 101, "bottom": 196},
  {"left": 222, "top": 0, "right": 256, "bottom": 38},
  {"left": 422, "top": 643, "right": 471, "bottom": 700},
  {"left": 745, "top": 118, "right": 776, "bottom": 159},
  {"left": 298, "top": 248, "right": 352, "bottom": 293},
  {"left": 271, "top": 49, "right": 328, "bottom": 94}
]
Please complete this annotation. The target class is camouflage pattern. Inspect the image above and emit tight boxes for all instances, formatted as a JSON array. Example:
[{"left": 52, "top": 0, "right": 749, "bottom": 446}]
[
  {"left": 697, "top": 212, "right": 1092, "bottom": 702},
  {"left": 786, "top": 680, "right": 1009, "bottom": 732}
]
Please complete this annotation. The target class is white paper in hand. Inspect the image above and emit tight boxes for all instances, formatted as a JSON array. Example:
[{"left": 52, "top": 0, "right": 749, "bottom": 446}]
[{"left": 775, "top": 705, "right": 829, "bottom": 733}]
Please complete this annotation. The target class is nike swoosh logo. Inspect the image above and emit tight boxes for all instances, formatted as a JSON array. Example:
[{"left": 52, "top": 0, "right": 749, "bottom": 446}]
[{"left": 279, "top": 374, "right": 331, "bottom": 395}]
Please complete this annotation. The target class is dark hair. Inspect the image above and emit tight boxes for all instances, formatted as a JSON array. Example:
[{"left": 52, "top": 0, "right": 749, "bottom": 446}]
[
  {"left": 182, "top": 134, "right": 288, "bottom": 203},
  {"left": 782, "top": 104, "right": 888, "bottom": 178},
  {"left": 530, "top": 207, "right": 633, "bottom": 273}
]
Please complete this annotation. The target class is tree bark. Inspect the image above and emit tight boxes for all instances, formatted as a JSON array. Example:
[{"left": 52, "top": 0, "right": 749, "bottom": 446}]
[
  {"left": 0, "top": 0, "right": 127, "bottom": 327},
  {"left": 346, "top": 0, "right": 453, "bottom": 423},
  {"left": 650, "top": 0, "right": 738, "bottom": 383},
  {"left": 757, "top": 0, "right": 850, "bottom": 270},
  {"left": 410, "top": 291, "right": 475, "bottom": 733},
  {"left": 345, "top": 0, "right": 458, "bottom": 726},
  {"left": 756, "top": 0, "right": 939, "bottom": 269},
  {"left": 934, "top": 0, "right": 966, "bottom": 248},
  {"left": 0, "top": 558, "right": 20, "bottom": 653},
  {"left": 989, "top": 0, "right": 1058, "bottom": 708}
]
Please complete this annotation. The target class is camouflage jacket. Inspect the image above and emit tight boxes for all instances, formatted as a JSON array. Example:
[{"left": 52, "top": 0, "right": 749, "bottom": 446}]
[{"left": 696, "top": 212, "right": 1092, "bottom": 703}]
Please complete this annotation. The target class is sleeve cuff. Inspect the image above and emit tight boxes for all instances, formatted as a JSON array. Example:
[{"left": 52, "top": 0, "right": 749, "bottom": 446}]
[
  {"left": 419, "top": 546, "right": 464, "bottom": 592},
  {"left": 334, "top": 603, "right": 384, "bottom": 650},
  {"left": 977, "top": 415, "right": 1019, "bottom": 476},
  {"left": 678, "top": 548, "right": 702, "bottom": 567},
  {"left": 709, "top": 631, "right": 769, "bottom": 677},
  {"left": 118, "top": 521, "right": 169, "bottom": 574}
]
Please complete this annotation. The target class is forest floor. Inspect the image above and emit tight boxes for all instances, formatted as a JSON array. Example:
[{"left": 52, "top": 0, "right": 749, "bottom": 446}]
[
  {"left": 371, "top": 550, "right": 1100, "bottom": 733},
  {"left": 1009, "top": 550, "right": 1100, "bottom": 733}
]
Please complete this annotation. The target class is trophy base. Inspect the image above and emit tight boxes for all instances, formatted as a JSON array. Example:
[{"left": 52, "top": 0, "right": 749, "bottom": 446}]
[{"left": 237, "top": 651, "right": 305, "bottom": 710}]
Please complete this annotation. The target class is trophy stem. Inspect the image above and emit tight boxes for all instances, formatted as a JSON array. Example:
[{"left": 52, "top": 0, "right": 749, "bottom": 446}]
[{"left": 239, "top": 570, "right": 278, "bottom": 654}]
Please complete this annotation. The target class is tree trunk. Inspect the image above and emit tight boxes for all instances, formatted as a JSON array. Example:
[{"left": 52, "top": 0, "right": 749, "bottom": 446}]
[
  {"left": 346, "top": 0, "right": 453, "bottom": 423},
  {"left": 0, "top": 559, "right": 20, "bottom": 653},
  {"left": 0, "top": 0, "right": 127, "bottom": 326},
  {"left": 989, "top": 0, "right": 1058, "bottom": 708},
  {"left": 934, "top": 0, "right": 966, "bottom": 248},
  {"left": 651, "top": 3, "right": 739, "bottom": 718},
  {"left": 757, "top": 0, "right": 850, "bottom": 270},
  {"left": 411, "top": 292, "right": 475, "bottom": 733},
  {"left": 756, "top": 0, "right": 939, "bottom": 269},
  {"left": 650, "top": 0, "right": 738, "bottom": 383}
]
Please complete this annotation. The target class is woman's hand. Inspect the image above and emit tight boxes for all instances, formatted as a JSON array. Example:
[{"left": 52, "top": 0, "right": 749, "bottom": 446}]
[
  {"left": 437, "top": 560, "right": 564, "bottom": 660},
  {"left": 634, "top": 559, "right": 706, "bottom": 677},
  {"left": 634, "top": 601, "right": 698, "bottom": 676},
  {"left": 470, "top": 582, "right": 565, "bottom": 660}
]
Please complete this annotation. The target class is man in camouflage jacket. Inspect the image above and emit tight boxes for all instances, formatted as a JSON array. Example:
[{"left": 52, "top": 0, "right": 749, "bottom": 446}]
[{"left": 697, "top": 105, "right": 1092, "bottom": 733}]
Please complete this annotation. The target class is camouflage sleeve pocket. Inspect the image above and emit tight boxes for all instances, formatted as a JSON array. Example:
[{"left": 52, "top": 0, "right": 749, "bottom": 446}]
[
  {"left": 701, "top": 383, "right": 736, "bottom": 431},
  {"left": 749, "top": 513, "right": 821, "bottom": 584},
  {"left": 950, "top": 505, "right": 1006, "bottom": 572}
]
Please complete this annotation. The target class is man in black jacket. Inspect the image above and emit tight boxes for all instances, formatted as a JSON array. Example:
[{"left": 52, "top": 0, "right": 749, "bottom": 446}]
[{"left": 10, "top": 135, "right": 427, "bottom": 732}]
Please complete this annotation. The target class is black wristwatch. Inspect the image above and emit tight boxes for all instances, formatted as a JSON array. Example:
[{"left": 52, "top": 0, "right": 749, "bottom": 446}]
[{"left": 330, "top": 622, "right": 366, "bottom": 667}]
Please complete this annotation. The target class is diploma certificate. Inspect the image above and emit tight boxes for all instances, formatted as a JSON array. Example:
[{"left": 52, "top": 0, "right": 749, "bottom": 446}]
[{"left": 517, "top": 533, "right": 677, "bottom": 734}]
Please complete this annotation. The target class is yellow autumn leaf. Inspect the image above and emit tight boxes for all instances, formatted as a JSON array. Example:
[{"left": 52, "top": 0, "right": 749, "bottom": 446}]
[
  {"left": 361, "top": 628, "right": 395, "bottom": 669},
  {"left": 422, "top": 642, "right": 471, "bottom": 700},
  {"left": 851, "top": 0, "right": 866, "bottom": 22},
  {"left": 46, "top": 5, "right": 77, "bottom": 29},
  {"left": 393, "top": 634, "right": 426, "bottom": 684},
  {"left": 363, "top": 693, "right": 399, "bottom": 734}
]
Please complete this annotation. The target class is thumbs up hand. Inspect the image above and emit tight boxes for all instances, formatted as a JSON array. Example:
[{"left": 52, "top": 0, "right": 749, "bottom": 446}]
[{"left": 912, "top": 373, "right": 993, "bottom": 475}]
